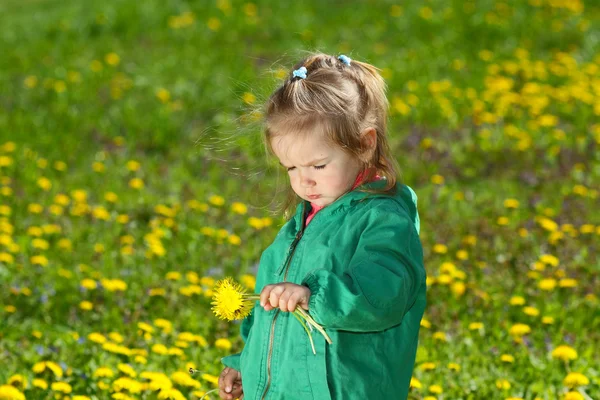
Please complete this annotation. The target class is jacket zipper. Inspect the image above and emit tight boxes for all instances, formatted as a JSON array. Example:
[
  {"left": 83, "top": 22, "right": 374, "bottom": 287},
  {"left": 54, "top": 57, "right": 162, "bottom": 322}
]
[{"left": 260, "top": 203, "right": 306, "bottom": 400}]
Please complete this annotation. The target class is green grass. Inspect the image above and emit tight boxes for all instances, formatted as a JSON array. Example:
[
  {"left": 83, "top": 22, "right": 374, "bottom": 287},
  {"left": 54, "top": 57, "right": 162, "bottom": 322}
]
[{"left": 0, "top": 0, "right": 599, "bottom": 399}]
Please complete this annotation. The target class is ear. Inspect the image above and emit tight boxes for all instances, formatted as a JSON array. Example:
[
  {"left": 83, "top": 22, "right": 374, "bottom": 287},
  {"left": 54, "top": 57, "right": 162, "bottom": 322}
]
[{"left": 360, "top": 127, "right": 377, "bottom": 162}]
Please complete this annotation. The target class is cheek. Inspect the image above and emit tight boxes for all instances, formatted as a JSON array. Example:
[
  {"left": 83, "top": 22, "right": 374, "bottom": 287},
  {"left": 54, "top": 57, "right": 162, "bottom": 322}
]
[{"left": 321, "top": 170, "right": 348, "bottom": 190}]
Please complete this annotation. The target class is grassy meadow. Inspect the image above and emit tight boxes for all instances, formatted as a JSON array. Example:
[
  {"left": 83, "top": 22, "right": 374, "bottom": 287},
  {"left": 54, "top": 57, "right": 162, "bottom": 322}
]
[{"left": 0, "top": 0, "right": 599, "bottom": 399}]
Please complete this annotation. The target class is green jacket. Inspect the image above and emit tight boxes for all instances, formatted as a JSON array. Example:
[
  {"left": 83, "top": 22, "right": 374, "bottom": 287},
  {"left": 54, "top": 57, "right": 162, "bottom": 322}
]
[{"left": 222, "top": 180, "right": 426, "bottom": 400}]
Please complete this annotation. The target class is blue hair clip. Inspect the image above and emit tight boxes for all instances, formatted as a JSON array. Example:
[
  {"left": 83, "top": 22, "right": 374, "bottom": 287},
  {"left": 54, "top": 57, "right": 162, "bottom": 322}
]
[
  {"left": 292, "top": 66, "right": 307, "bottom": 80},
  {"left": 338, "top": 54, "right": 351, "bottom": 66}
]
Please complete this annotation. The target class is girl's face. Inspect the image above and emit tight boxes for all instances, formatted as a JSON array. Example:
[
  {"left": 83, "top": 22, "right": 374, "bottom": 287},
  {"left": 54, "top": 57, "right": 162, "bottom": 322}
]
[{"left": 271, "top": 132, "right": 364, "bottom": 208}]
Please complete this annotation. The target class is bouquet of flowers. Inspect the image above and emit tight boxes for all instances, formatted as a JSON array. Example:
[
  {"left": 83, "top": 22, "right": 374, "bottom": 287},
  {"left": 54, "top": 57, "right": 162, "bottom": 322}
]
[{"left": 211, "top": 277, "right": 332, "bottom": 354}]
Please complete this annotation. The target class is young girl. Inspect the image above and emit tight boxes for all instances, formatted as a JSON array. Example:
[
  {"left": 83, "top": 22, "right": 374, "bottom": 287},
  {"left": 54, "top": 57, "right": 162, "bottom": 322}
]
[{"left": 218, "top": 53, "right": 426, "bottom": 400}]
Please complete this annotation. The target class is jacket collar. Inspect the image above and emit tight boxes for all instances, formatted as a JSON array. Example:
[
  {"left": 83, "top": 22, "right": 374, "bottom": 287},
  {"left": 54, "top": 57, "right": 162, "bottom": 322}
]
[{"left": 291, "top": 179, "right": 393, "bottom": 230}]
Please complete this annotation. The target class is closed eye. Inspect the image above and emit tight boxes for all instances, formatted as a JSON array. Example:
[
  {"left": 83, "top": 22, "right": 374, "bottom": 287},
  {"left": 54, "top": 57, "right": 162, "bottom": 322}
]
[{"left": 286, "top": 164, "right": 326, "bottom": 171}]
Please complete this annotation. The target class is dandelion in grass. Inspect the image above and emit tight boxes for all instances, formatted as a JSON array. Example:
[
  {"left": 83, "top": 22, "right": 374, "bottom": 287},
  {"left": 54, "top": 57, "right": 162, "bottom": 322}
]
[{"left": 211, "top": 277, "right": 255, "bottom": 321}]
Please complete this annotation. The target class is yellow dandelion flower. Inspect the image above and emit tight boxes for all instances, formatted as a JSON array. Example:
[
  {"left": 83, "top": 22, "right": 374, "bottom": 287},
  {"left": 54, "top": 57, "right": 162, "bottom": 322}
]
[
  {"left": 231, "top": 202, "right": 248, "bottom": 214},
  {"left": 433, "top": 243, "right": 447, "bottom": 254},
  {"left": 468, "top": 322, "right": 484, "bottom": 330},
  {"left": 503, "top": 198, "right": 520, "bottom": 208},
  {"left": 500, "top": 354, "right": 515, "bottom": 363},
  {"left": 201, "top": 373, "right": 219, "bottom": 385},
  {"left": 105, "top": 360, "right": 127, "bottom": 375},
  {"left": 448, "top": 363, "right": 460, "bottom": 371},
  {"left": 81, "top": 279, "right": 97, "bottom": 290},
  {"left": 563, "top": 392, "right": 584, "bottom": 400},
  {"left": 117, "top": 363, "right": 137, "bottom": 378},
  {"left": 166, "top": 271, "right": 181, "bottom": 280},
  {"left": 30, "top": 255, "right": 49, "bottom": 266},
  {"left": 150, "top": 288, "right": 166, "bottom": 296},
  {"left": 431, "top": 174, "right": 444, "bottom": 185},
  {"left": 92, "top": 161, "right": 105, "bottom": 172},
  {"left": 495, "top": 379, "right": 511, "bottom": 389},
  {"left": 228, "top": 234, "right": 241, "bottom": 245},
  {"left": 523, "top": 306, "right": 540, "bottom": 316},
  {"left": 134, "top": 355, "right": 147, "bottom": 364},
  {"left": 509, "top": 295, "right": 525, "bottom": 306},
  {"left": 37, "top": 177, "right": 52, "bottom": 191},
  {"left": 0, "top": 385, "right": 25, "bottom": 400},
  {"left": 248, "top": 217, "right": 264, "bottom": 229},
  {"left": 167, "top": 347, "right": 183, "bottom": 356},
  {"left": 509, "top": 323, "right": 531, "bottom": 336},
  {"left": 418, "top": 362, "right": 436, "bottom": 371},
  {"left": 88, "top": 332, "right": 107, "bottom": 344},
  {"left": 51, "top": 381, "right": 71, "bottom": 393},
  {"left": 240, "top": 274, "right": 256, "bottom": 290},
  {"left": 542, "top": 316, "right": 555, "bottom": 325},
  {"left": 429, "top": 384, "right": 443, "bottom": 394},
  {"left": 129, "top": 178, "right": 144, "bottom": 189},
  {"left": 538, "top": 278, "right": 557, "bottom": 291},
  {"left": 215, "top": 338, "right": 232, "bottom": 350},
  {"left": 201, "top": 276, "right": 215, "bottom": 287},
  {"left": 559, "top": 278, "right": 577, "bottom": 288},
  {"left": 540, "top": 254, "right": 559, "bottom": 266},
  {"left": 105, "top": 52, "right": 120, "bottom": 66},
  {"left": 209, "top": 195, "right": 225, "bottom": 206},
  {"left": 138, "top": 322, "right": 154, "bottom": 333},
  {"left": 451, "top": 282, "right": 466, "bottom": 297},
  {"left": 8, "top": 374, "right": 27, "bottom": 390},
  {"left": 152, "top": 344, "right": 169, "bottom": 355},
  {"left": 32, "top": 379, "right": 47, "bottom": 389},
  {"left": 211, "top": 277, "right": 256, "bottom": 321},
  {"left": 537, "top": 217, "right": 558, "bottom": 231},
  {"left": 455, "top": 249, "right": 469, "bottom": 260},
  {"left": 158, "top": 387, "right": 186, "bottom": 400},
  {"left": 156, "top": 88, "right": 170, "bottom": 103},
  {"left": 551, "top": 345, "right": 578, "bottom": 361},
  {"left": 242, "top": 92, "right": 255, "bottom": 104},
  {"left": 563, "top": 372, "right": 589, "bottom": 388}
]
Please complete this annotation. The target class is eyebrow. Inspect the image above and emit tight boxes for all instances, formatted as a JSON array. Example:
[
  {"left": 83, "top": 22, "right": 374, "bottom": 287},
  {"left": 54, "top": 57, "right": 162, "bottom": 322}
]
[{"left": 279, "top": 158, "right": 328, "bottom": 168}]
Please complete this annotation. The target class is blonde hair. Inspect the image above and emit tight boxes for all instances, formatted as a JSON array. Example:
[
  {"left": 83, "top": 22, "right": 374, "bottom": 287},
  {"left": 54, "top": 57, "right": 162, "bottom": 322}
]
[{"left": 263, "top": 52, "right": 401, "bottom": 219}]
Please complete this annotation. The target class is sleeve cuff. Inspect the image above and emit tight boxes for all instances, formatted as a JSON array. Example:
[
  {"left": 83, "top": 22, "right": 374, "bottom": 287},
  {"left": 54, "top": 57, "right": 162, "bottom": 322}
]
[
  {"left": 221, "top": 353, "right": 241, "bottom": 371},
  {"left": 302, "top": 271, "right": 325, "bottom": 325}
]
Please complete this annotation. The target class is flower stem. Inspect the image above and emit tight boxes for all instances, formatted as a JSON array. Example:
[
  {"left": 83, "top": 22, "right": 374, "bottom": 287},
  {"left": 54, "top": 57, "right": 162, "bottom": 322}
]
[
  {"left": 292, "top": 310, "right": 316, "bottom": 354},
  {"left": 296, "top": 307, "right": 333, "bottom": 344},
  {"left": 200, "top": 388, "right": 219, "bottom": 400}
]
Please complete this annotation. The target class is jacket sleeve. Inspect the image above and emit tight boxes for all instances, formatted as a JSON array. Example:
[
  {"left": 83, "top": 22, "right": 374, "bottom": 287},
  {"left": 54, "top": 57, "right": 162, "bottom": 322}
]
[
  {"left": 220, "top": 307, "right": 254, "bottom": 371},
  {"left": 301, "top": 205, "right": 425, "bottom": 332}
]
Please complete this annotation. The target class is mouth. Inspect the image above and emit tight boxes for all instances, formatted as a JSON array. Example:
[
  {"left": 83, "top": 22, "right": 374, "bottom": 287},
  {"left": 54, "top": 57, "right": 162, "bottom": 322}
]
[{"left": 307, "top": 194, "right": 321, "bottom": 200}]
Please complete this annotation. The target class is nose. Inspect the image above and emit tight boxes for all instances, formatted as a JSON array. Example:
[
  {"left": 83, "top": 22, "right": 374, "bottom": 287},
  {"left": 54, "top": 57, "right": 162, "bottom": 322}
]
[{"left": 298, "top": 170, "right": 315, "bottom": 188}]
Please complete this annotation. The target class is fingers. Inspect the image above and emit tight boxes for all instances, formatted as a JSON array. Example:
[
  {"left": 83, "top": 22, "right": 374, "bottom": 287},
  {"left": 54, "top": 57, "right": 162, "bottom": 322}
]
[
  {"left": 260, "top": 285, "right": 274, "bottom": 309},
  {"left": 268, "top": 285, "right": 285, "bottom": 308},
  {"left": 286, "top": 291, "right": 303, "bottom": 312},
  {"left": 260, "top": 284, "right": 311, "bottom": 312},
  {"left": 219, "top": 368, "right": 242, "bottom": 400},
  {"left": 260, "top": 284, "right": 285, "bottom": 311},
  {"left": 229, "top": 383, "right": 243, "bottom": 399},
  {"left": 218, "top": 367, "right": 230, "bottom": 391},
  {"left": 219, "top": 382, "right": 243, "bottom": 400}
]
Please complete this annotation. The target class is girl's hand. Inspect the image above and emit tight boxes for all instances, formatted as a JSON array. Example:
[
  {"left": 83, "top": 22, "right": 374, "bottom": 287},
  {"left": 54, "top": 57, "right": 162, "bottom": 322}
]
[
  {"left": 218, "top": 367, "right": 243, "bottom": 400},
  {"left": 260, "top": 283, "right": 311, "bottom": 312}
]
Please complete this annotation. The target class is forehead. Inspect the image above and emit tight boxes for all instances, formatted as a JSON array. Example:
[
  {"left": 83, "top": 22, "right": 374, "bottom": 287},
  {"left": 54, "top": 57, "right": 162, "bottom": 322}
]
[{"left": 271, "top": 132, "right": 335, "bottom": 165}]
